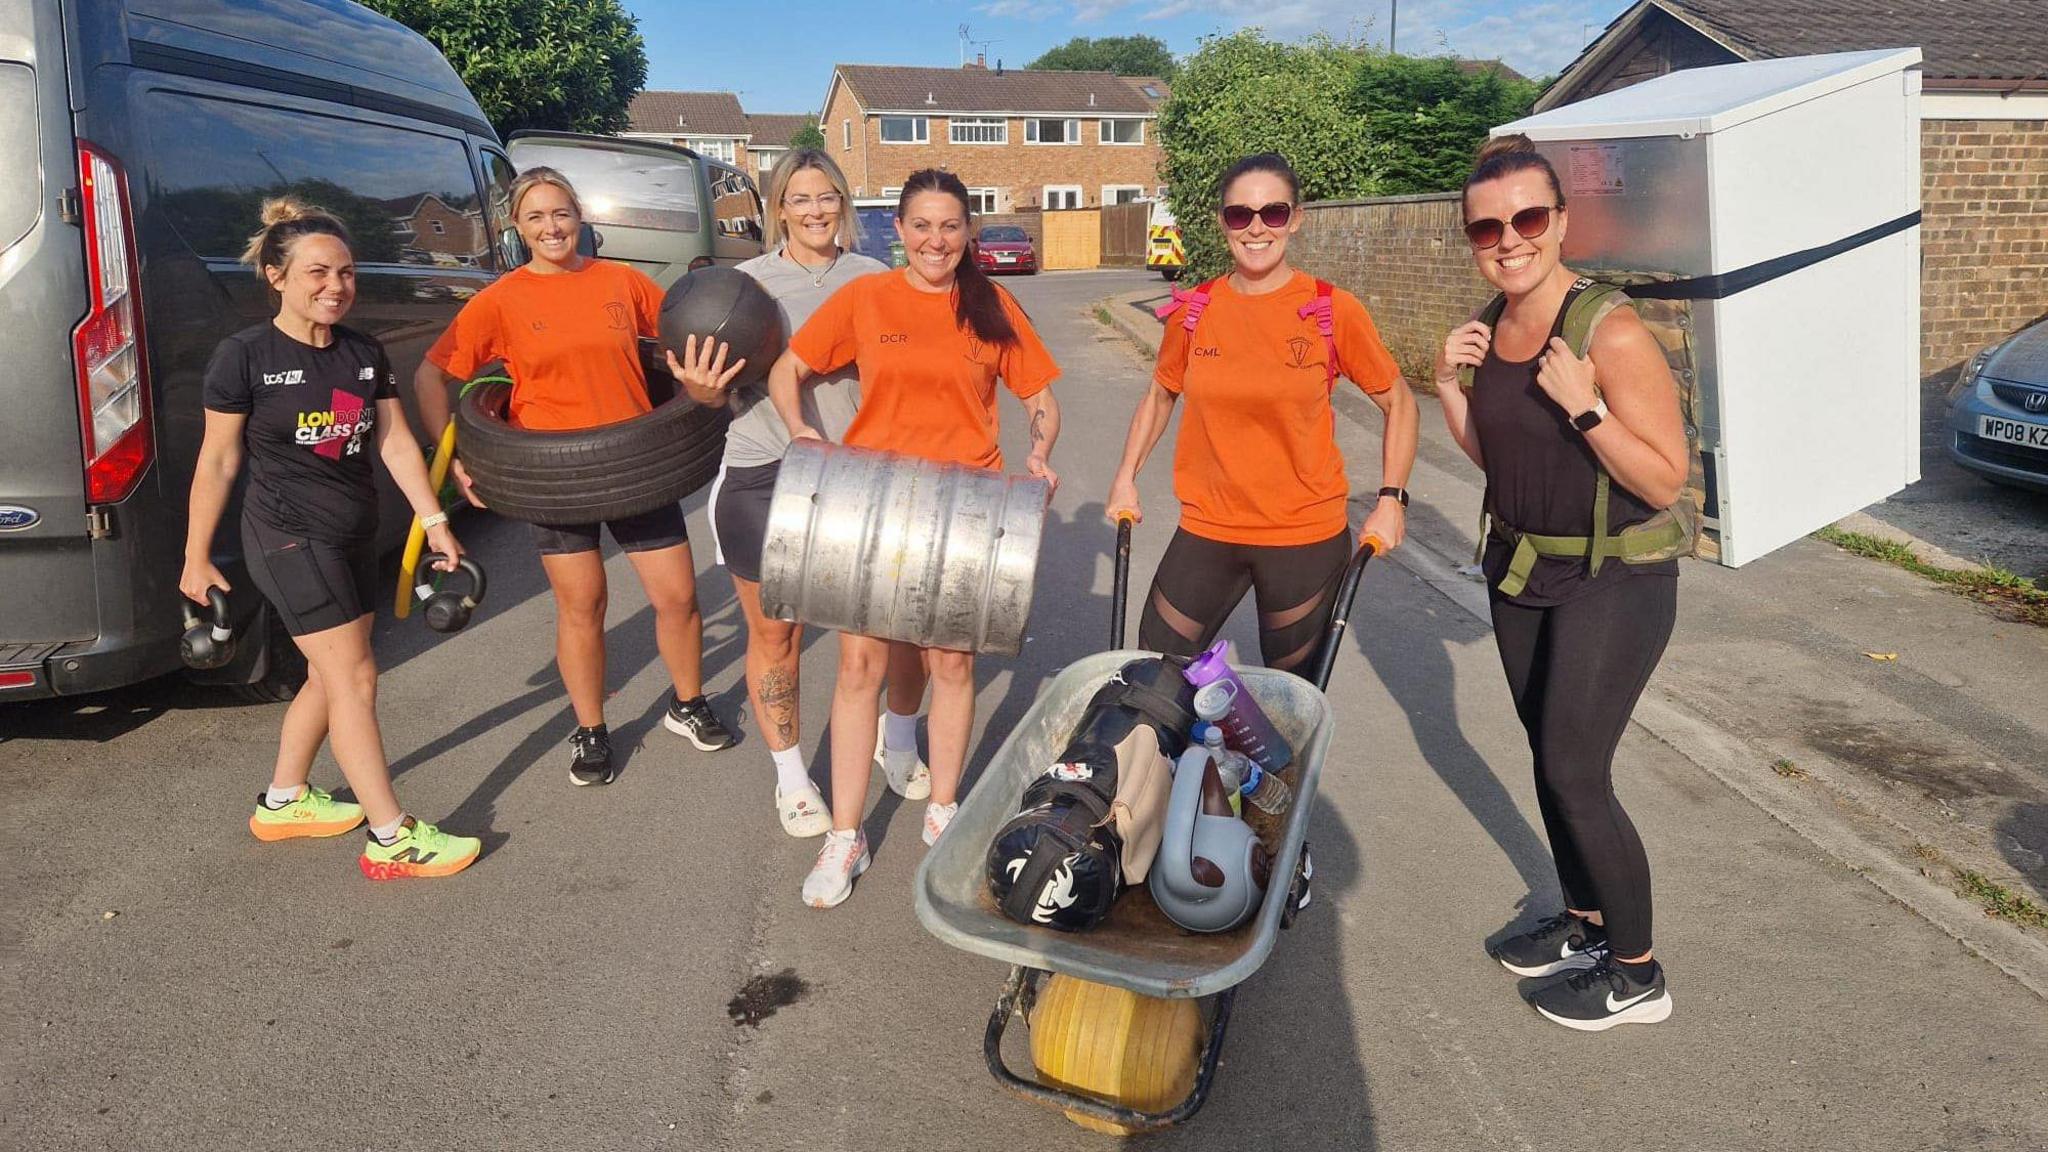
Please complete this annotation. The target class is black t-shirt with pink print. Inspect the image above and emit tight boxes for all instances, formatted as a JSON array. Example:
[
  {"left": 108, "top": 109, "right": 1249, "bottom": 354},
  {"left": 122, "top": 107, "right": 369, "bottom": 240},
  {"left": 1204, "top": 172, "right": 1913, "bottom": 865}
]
[{"left": 202, "top": 323, "right": 396, "bottom": 544}]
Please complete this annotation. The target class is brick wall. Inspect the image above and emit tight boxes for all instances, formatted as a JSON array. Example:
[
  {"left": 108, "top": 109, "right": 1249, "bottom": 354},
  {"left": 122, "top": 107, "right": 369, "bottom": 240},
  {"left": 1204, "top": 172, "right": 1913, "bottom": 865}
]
[
  {"left": 1921, "top": 119, "right": 2048, "bottom": 375},
  {"left": 1289, "top": 193, "right": 1491, "bottom": 381}
]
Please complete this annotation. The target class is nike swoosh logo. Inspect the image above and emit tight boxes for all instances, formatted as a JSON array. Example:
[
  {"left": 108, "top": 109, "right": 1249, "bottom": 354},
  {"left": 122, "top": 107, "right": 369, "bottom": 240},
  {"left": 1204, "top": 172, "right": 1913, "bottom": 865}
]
[{"left": 1606, "top": 988, "right": 1658, "bottom": 1012}]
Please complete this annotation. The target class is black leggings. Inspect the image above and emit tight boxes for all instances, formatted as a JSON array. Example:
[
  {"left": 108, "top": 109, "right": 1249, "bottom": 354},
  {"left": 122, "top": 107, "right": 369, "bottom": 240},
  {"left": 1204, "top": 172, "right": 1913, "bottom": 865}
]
[
  {"left": 1490, "top": 573, "right": 1676, "bottom": 958},
  {"left": 1137, "top": 527, "right": 1353, "bottom": 674}
]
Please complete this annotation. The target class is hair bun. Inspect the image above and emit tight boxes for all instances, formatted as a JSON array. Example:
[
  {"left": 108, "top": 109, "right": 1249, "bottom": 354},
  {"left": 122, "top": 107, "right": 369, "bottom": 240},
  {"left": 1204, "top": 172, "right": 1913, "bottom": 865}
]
[
  {"left": 258, "top": 196, "right": 312, "bottom": 227},
  {"left": 1475, "top": 133, "right": 1538, "bottom": 164}
]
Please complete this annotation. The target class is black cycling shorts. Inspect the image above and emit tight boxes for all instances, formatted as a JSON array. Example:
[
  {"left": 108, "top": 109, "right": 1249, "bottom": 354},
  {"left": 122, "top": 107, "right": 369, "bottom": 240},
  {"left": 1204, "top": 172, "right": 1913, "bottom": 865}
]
[
  {"left": 529, "top": 502, "right": 689, "bottom": 557},
  {"left": 1136, "top": 526, "right": 1354, "bottom": 674},
  {"left": 706, "top": 460, "right": 779, "bottom": 585},
  {"left": 241, "top": 517, "right": 379, "bottom": 637}
]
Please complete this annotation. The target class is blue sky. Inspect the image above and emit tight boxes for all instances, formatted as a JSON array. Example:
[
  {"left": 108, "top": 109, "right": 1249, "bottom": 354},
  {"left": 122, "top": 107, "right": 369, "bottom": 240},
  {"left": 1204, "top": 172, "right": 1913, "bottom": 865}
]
[{"left": 625, "top": 0, "right": 1635, "bottom": 116}]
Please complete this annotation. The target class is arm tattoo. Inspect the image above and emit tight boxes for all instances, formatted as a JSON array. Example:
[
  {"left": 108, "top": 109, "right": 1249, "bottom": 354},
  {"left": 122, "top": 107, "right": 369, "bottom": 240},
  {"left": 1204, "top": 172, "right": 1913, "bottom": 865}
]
[
  {"left": 758, "top": 664, "right": 798, "bottom": 748},
  {"left": 1029, "top": 406, "right": 1047, "bottom": 446}
]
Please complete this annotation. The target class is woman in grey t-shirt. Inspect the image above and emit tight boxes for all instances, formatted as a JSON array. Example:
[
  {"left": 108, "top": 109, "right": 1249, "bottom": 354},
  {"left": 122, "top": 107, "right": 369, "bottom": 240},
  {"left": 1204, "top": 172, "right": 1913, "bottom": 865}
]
[{"left": 681, "top": 149, "right": 928, "bottom": 837}]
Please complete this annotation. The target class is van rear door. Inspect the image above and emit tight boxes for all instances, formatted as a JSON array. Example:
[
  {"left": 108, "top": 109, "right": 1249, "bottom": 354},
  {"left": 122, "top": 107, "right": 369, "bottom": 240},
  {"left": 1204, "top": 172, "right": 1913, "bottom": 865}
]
[
  {"left": 0, "top": 0, "right": 99, "bottom": 653},
  {"left": 506, "top": 132, "right": 716, "bottom": 287}
]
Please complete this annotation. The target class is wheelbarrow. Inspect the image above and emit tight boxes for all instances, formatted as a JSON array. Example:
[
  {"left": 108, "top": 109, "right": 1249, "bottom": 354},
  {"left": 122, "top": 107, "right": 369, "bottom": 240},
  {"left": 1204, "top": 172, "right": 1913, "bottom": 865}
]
[{"left": 912, "top": 517, "right": 1380, "bottom": 1135}]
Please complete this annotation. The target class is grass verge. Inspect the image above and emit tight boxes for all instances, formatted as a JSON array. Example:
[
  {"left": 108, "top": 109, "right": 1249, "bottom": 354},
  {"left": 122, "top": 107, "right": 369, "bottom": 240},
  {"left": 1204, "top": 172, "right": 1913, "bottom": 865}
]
[
  {"left": 1912, "top": 843, "right": 2048, "bottom": 931},
  {"left": 1813, "top": 526, "right": 2048, "bottom": 627}
]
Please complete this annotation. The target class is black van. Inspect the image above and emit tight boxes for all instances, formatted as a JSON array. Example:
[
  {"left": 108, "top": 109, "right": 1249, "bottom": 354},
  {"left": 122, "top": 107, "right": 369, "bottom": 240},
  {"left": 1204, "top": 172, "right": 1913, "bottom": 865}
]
[{"left": 0, "top": 0, "right": 519, "bottom": 702}]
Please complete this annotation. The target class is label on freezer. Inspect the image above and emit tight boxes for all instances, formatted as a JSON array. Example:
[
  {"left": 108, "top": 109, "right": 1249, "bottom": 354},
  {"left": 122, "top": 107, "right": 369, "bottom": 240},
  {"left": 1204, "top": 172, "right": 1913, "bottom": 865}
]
[{"left": 1568, "top": 144, "right": 1626, "bottom": 197}]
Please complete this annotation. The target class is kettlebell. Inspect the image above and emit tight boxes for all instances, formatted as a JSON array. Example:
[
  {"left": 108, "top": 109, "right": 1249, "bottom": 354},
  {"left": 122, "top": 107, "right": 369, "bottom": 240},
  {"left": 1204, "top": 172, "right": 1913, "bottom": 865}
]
[
  {"left": 416, "top": 554, "right": 487, "bottom": 634},
  {"left": 180, "top": 586, "right": 235, "bottom": 670},
  {"left": 1149, "top": 745, "right": 1272, "bottom": 934}
]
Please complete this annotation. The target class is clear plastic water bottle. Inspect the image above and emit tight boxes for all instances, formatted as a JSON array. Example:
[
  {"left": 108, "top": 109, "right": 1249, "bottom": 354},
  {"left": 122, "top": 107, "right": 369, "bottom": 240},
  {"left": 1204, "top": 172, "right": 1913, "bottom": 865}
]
[
  {"left": 1193, "top": 723, "right": 1245, "bottom": 816},
  {"left": 1240, "top": 760, "right": 1293, "bottom": 817}
]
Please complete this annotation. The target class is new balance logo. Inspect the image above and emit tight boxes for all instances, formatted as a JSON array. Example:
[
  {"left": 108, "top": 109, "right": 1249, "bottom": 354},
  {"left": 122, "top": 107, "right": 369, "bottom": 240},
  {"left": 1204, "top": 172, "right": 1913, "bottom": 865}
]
[{"left": 390, "top": 846, "right": 439, "bottom": 865}]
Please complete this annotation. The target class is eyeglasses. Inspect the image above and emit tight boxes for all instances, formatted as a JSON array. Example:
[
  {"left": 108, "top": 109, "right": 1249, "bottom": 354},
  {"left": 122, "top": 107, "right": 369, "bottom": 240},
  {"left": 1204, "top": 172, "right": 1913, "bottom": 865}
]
[
  {"left": 1463, "top": 205, "right": 1557, "bottom": 249},
  {"left": 1220, "top": 202, "right": 1293, "bottom": 231},
  {"left": 783, "top": 193, "right": 844, "bottom": 212}
]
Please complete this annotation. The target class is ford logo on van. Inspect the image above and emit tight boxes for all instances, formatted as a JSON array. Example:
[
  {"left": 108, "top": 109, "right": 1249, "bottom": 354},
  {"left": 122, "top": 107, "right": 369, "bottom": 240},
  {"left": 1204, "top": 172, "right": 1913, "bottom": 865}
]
[{"left": 0, "top": 505, "right": 41, "bottom": 531}]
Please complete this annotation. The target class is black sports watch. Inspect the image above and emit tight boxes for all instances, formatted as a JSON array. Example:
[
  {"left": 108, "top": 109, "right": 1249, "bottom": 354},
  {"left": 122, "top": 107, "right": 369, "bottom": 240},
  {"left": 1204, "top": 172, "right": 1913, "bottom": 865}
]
[
  {"left": 1378, "top": 485, "right": 1409, "bottom": 508},
  {"left": 1572, "top": 398, "right": 1609, "bottom": 433}
]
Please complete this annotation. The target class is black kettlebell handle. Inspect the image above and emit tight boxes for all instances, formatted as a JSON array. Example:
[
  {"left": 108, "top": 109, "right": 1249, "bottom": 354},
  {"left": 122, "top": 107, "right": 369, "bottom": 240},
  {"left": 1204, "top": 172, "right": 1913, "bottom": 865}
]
[
  {"left": 417, "top": 554, "right": 486, "bottom": 633},
  {"left": 181, "top": 586, "right": 231, "bottom": 637}
]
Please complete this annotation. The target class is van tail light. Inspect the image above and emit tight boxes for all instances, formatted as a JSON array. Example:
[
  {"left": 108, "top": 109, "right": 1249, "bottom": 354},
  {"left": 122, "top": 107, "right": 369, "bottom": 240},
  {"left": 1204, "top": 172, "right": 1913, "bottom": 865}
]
[{"left": 73, "top": 142, "right": 153, "bottom": 504}]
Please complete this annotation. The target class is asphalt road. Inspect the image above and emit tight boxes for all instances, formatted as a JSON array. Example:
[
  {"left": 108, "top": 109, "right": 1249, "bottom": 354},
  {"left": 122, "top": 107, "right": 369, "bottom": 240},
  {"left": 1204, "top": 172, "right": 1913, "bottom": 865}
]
[{"left": 7, "top": 268, "right": 2048, "bottom": 1151}]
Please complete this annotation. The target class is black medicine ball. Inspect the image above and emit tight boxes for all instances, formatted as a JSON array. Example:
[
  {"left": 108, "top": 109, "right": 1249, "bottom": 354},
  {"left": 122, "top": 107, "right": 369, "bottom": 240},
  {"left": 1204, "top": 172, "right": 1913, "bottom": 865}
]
[{"left": 657, "top": 266, "right": 785, "bottom": 387}]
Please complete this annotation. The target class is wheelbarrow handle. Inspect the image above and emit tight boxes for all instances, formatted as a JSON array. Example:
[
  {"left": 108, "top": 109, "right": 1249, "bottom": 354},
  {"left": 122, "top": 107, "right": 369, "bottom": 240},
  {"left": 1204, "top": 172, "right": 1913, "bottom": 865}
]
[
  {"left": 1309, "top": 534, "right": 1385, "bottom": 692},
  {"left": 1110, "top": 514, "right": 1135, "bottom": 650}
]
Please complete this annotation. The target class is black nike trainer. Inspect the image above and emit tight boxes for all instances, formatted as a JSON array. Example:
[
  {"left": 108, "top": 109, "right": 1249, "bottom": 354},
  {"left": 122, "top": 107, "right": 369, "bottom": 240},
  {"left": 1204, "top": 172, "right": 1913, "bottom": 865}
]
[
  {"left": 1529, "top": 957, "right": 1672, "bottom": 1032},
  {"left": 1489, "top": 913, "right": 1609, "bottom": 978}
]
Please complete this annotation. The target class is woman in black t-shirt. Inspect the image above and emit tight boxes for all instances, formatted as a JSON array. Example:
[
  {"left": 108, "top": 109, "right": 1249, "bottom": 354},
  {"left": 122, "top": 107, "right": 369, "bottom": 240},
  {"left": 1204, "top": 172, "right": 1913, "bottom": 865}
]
[{"left": 181, "top": 198, "right": 480, "bottom": 881}]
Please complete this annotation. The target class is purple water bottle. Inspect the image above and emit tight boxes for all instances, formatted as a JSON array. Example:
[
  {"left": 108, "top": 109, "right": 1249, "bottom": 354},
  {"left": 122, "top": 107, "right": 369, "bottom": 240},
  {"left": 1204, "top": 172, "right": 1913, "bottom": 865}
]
[{"left": 1183, "top": 640, "right": 1293, "bottom": 773}]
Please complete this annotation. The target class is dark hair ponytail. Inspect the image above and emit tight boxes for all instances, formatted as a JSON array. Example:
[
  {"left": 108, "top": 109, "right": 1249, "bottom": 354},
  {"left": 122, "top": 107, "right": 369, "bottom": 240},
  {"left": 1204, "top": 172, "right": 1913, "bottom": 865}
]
[
  {"left": 897, "top": 168, "right": 1017, "bottom": 346},
  {"left": 1462, "top": 134, "right": 1565, "bottom": 218}
]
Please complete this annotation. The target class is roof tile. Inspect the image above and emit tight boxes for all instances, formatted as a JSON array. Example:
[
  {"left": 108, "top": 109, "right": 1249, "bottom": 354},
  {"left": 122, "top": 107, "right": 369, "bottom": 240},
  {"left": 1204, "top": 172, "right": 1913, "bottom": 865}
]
[{"left": 835, "top": 64, "right": 1156, "bottom": 115}]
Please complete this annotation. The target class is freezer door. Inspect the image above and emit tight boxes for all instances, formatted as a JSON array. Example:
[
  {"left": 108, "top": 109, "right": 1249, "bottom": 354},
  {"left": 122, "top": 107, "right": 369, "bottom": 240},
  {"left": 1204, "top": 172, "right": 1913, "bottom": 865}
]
[{"left": 1535, "top": 136, "right": 1714, "bottom": 278}]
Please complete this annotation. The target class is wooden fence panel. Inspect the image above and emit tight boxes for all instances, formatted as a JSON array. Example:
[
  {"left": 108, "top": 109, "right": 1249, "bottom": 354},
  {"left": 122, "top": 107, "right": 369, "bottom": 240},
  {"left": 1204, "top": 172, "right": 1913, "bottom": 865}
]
[
  {"left": 1098, "top": 202, "right": 1148, "bottom": 267},
  {"left": 1041, "top": 209, "right": 1101, "bottom": 270}
]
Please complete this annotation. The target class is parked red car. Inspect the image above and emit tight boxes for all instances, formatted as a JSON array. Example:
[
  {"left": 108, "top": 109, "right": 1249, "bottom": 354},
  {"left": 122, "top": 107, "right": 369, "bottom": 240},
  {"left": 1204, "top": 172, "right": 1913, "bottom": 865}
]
[{"left": 974, "top": 225, "right": 1038, "bottom": 274}]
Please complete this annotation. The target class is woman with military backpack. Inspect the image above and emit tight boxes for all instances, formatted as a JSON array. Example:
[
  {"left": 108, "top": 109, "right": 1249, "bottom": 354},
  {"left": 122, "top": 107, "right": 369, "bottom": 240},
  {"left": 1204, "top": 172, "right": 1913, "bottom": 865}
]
[
  {"left": 1436, "top": 134, "right": 1690, "bottom": 1031},
  {"left": 1105, "top": 152, "right": 1418, "bottom": 676}
]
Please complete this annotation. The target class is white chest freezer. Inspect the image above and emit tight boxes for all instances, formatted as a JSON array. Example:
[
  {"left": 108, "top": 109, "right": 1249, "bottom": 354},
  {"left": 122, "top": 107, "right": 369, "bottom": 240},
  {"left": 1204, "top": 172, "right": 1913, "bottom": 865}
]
[{"left": 1497, "top": 48, "right": 1923, "bottom": 567}]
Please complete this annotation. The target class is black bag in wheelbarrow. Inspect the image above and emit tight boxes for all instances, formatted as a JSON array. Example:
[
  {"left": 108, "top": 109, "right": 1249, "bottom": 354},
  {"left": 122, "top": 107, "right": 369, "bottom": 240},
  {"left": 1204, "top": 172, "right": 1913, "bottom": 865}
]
[{"left": 985, "top": 656, "right": 1199, "bottom": 932}]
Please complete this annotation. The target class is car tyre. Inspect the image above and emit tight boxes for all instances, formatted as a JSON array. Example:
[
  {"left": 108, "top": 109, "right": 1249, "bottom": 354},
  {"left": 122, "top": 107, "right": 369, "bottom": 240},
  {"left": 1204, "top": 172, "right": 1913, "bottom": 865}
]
[
  {"left": 453, "top": 378, "right": 731, "bottom": 525},
  {"left": 231, "top": 610, "right": 306, "bottom": 704}
]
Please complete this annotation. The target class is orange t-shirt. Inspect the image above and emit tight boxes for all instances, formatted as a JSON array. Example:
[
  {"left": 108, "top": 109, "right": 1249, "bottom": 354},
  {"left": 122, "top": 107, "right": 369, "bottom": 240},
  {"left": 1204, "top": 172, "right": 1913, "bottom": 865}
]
[
  {"left": 1155, "top": 272, "right": 1401, "bottom": 546},
  {"left": 789, "top": 270, "right": 1059, "bottom": 470},
  {"left": 426, "top": 260, "right": 662, "bottom": 431}
]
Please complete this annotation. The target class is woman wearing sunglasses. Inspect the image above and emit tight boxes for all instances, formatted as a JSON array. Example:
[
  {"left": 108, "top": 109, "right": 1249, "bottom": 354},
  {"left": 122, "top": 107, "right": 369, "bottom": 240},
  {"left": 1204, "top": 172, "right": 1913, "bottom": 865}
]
[
  {"left": 1106, "top": 152, "right": 1417, "bottom": 675},
  {"left": 675, "top": 149, "right": 928, "bottom": 839},
  {"left": 1436, "top": 134, "right": 1688, "bottom": 1031}
]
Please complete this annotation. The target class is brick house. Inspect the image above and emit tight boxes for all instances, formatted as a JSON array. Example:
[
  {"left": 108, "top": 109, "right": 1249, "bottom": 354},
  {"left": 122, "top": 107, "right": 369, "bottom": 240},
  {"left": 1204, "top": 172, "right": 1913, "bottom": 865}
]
[
  {"left": 744, "top": 113, "right": 816, "bottom": 183},
  {"left": 622, "top": 90, "right": 753, "bottom": 169},
  {"left": 1535, "top": 0, "right": 2048, "bottom": 375},
  {"left": 818, "top": 63, "right": 1166, "bottom": 212}
]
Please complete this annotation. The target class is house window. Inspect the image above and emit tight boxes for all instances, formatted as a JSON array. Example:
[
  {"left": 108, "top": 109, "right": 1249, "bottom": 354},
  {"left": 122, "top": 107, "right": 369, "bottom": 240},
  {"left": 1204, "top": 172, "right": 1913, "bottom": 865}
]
[
  {"left": 881, "top": 186, "right": 903, "bottom": 199},
  {"left": 949, "top": 117, "right": 1008, "bottom": 145},
  {"left": 841, "top": 119, "right": 851, "bottom": 150},
  {"left": 688, "top": 137, "right": 736, "bottom": 163},
  {"left": 1099, "top": 119, "right": 1145, "bottom": 146},
  {"left": 429, "top": 219, "right": 446, "bottom": 234},
  {"left": 1042, "top": 185, "right": 1082, "bottom": 210},
  {"left": 1102, "top": 185, "right": 1145, "bottom": 205},
  {"left": 1140, "top": 84, "right": 1163, "bottom": 99},
  {"left": 879, "top": 116, "right": 929, "bottom": 144},
  {"left": 1025, "top": 118, "right": 1081, "bottom": 145},
  {"left": 967, "top": 187, "right": 1000, "bottom": 214}
]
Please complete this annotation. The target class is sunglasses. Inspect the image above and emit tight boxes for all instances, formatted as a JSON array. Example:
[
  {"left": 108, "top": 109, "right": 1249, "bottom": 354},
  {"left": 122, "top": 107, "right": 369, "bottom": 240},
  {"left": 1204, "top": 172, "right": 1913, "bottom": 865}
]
[
  {"left": 1220, "top": 202, "right": 1293, "bottom": 231},
  {"left": 1463, "top": 205, "right": 1558, "bottom": 249}
]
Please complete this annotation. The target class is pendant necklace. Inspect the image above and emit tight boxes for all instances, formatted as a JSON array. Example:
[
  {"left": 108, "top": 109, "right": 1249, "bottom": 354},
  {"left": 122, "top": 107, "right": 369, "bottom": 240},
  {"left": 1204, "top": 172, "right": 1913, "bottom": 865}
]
[{"left": 790, "top": 246, "right": 840, "bottom": 288}]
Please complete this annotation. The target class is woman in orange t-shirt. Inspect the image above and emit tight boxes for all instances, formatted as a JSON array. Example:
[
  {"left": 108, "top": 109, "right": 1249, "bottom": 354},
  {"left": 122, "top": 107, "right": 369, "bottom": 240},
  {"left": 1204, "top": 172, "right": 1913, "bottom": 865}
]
[
  {"left": 1106, "top": 153, "right": 1419, "bottom": 676},
  {"left": 758, "top": 169, "right": 1061, "bottom": 909},
  {"left": 415, "top": 168, "right": 736, "bottom": 787}
]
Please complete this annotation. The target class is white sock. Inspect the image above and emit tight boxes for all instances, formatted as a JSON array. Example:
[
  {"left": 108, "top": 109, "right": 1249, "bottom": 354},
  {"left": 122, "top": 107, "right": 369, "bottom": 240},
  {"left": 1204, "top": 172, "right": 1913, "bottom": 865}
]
[
  {"left": 370, "top": 816, "right": 407, "bottom": 845},
  {"left": 770, "top": 745, "right": 812, "bottom": 794},
  {"left": 884, "top": 710, "right": 919, "bottom": 754},
  {"left": 824, "top": 827, "right": 858, "bottom": 845},
  {"left": 264, "top": 784, "right": 306, "bottom": 809}
]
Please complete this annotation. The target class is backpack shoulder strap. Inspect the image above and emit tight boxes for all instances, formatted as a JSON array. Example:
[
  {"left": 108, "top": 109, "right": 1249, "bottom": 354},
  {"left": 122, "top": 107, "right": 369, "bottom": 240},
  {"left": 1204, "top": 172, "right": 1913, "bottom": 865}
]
[
  {"left": 1297, "top": 279, "right": 1339, "bottom": 392},
  {"left": 1560, "top": 279, "right": 1631, "bottom": 360},
  {"left": 1456, "top": 293, "right": 1511, "bottom": 392},
  {"left": 1152, "top": 277, "right": 1224, "bottom": 331}
]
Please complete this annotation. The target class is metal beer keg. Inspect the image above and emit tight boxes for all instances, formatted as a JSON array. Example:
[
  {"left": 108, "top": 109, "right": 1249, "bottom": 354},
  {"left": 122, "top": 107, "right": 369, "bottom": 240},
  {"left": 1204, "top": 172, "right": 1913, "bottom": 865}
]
[{"left": 759, "top": 439, "right": 1050, "bottom": 655}]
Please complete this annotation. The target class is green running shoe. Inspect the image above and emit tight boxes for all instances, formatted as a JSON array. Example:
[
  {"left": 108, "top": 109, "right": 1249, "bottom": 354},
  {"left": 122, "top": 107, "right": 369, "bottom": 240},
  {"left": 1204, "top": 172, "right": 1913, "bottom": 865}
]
[
  {"left": 358, "top": 817, "right": 480, "bottom": 880},
  {"left": 249, "top": 785, "right": 364, "bottom": 842}
]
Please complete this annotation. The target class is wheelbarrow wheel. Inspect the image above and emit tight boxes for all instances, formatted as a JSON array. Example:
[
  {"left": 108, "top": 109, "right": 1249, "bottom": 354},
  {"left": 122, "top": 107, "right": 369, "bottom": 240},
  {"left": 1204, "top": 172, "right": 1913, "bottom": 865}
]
[{"left": 1028, "top": 975, "right": 1202, "bottom": 1136}]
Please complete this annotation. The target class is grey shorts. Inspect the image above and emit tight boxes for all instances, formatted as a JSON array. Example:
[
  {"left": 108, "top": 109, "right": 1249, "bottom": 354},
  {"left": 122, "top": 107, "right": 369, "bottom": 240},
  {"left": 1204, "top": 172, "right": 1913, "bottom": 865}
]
[{"left": 528, "top": 502, "right": 689, "bottom": 557}]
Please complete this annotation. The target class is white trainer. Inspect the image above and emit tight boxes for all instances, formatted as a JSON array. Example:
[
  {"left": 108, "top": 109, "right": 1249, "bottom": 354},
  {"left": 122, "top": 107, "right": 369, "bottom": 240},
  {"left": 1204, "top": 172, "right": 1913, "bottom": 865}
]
[
  {"left": 776, "top": 781, "right": 832, "bottom": 838},
  {"left": 801, "top": 829, "right": 870, "bottom": 909},
  {"left": 922, "top": 801, "right": 959, "bottom": 847},
  {"left": 875, "top": 714, "right": 931, "bottom": 800}
]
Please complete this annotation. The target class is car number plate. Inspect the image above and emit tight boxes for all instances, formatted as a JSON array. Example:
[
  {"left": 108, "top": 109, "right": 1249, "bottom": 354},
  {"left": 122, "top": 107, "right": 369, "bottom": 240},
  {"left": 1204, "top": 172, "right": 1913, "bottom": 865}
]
[
  {"left": 995, "top": 252, "right": 1016, "bottom": 262},
  {"left": 1979, "top": 414, "right": 2048, "bottom": 448}
]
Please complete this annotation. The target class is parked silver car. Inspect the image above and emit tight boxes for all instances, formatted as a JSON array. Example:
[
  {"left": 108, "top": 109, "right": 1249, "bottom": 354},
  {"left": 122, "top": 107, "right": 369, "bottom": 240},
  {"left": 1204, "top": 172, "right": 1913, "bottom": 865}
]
[{"left": 1948, "top": 321, "right": 2048, "bottom": 493}]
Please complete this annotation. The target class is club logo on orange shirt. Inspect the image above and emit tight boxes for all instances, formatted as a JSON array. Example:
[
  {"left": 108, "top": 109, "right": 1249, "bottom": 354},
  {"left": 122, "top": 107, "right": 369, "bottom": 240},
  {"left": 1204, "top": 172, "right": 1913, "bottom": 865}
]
[
  {"left": 964, "top": 337, "right": 985, "bottom": 363},
  {"left": 1287, "top": 337, "right": 1312, "bottom": 368},
  {"left": 1192, "top": 346, "right": 1221, "bottom": 357},
  {"left": 604, "top": 301, "right": 629, "bottom": 331}
]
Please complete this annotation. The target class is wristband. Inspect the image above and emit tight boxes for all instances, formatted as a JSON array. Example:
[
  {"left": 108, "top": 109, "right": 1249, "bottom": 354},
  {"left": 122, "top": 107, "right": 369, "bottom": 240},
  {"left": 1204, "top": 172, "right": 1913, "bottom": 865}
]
[
  {"left": 1378, "top": 486, "right": 1409, "bottom": 508},
  {"left": 420, "top": 511, "right": 450, "bottom": 529}
]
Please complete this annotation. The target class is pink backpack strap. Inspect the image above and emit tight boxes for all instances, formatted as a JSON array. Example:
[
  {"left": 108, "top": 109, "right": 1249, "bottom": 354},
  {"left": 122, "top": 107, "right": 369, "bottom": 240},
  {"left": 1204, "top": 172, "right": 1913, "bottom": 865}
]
[
  {"left": 1153, "top": 278, "right": 1222, "bottom": 332},
  {"left": 1297, "top": 279, "right": 1339, "bottom": 392}
]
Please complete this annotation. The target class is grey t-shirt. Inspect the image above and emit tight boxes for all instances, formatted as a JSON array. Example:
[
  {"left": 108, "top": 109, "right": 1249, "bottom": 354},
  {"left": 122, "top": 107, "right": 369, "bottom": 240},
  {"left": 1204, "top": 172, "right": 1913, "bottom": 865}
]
[{"left": 725, "top": 247, "right": 890, "bottom": 468}]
